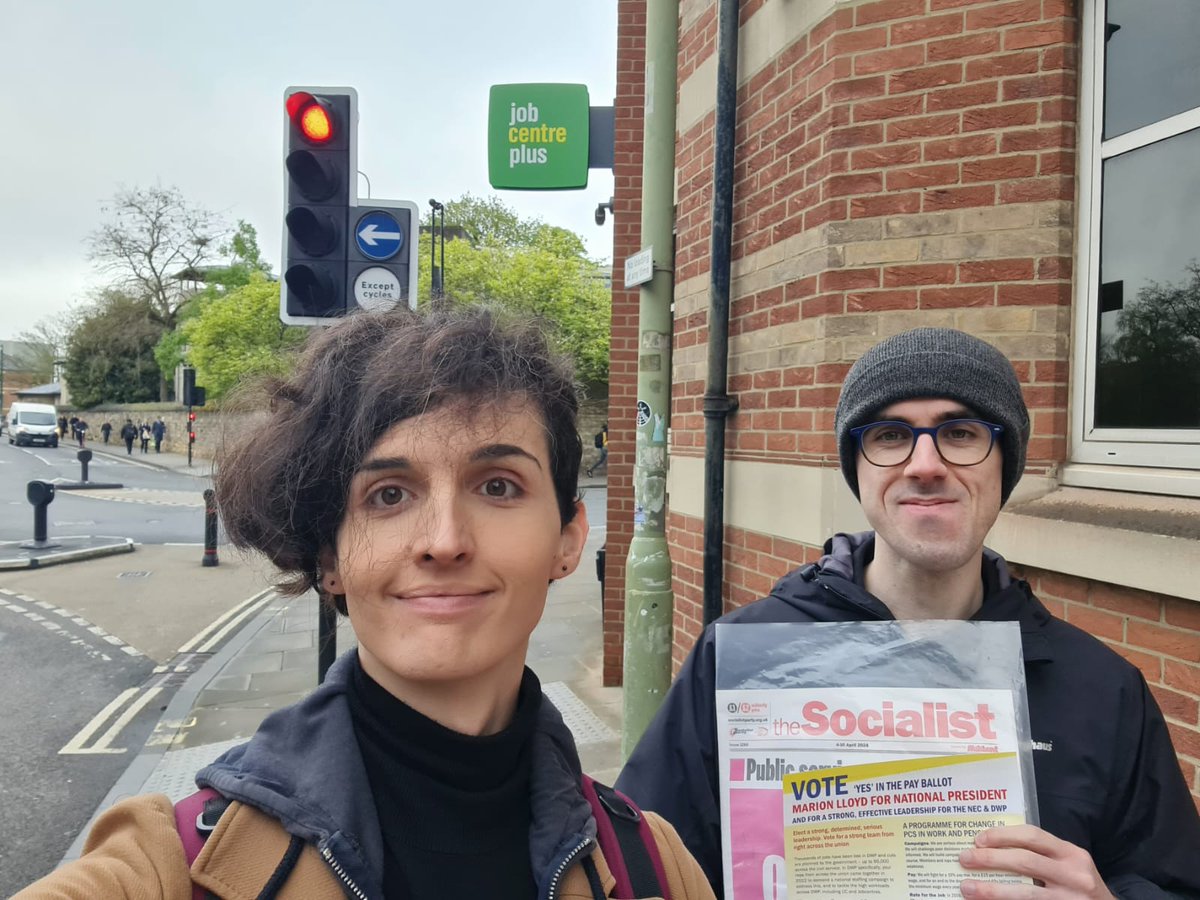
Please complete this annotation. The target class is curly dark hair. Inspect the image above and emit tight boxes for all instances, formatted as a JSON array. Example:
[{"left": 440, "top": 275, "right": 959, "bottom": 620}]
[{"left": 214, "top": 305, "right": 582, "bottom": 606}]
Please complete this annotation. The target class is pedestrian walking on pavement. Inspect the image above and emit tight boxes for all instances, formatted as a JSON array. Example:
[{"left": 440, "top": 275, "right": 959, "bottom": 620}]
[
  {"left": 152, "top": 416, "right": 166, "bottom": 452},
  {"left": 75, "top": 418, "right": 88, "bottom": 448},
  {"left": 14, "top": 307, "right": 713, "bottom": 900},
  {"left": 100, "top": 421, "right": 111, "bottom": 444},
  {"left": 57, "top": 415, "right": 68, "bottom": 438},
  {"left": 586, "top": 422, "right": 608, "bottom": 477},
  {"left": 119, "top": 418, "right": 136, "bottom": 455},
  {"left": 139, "top": 422, "right": 151, "bottom": 453}
]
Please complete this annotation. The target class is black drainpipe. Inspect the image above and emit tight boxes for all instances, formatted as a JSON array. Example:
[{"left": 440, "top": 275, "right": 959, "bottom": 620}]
[{"left": 702, "top": 0, "right": 741, "bottom": 626}]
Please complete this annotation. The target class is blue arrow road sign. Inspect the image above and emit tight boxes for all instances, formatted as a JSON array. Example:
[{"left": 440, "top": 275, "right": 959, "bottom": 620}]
[{"left": 355, "top": 210, "right": 404, "bottom": 261}]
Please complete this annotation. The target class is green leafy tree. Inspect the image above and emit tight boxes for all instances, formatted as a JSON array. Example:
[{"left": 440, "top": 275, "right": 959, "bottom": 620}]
[
  {"left": 152, "top": 221, "right": 273, "bottom": 382},
  {"left": 1096, "top": 262, "right": 1200, "bottom": 428},
  {"left": 443, "top": 193, "right": 542, "bottom": 247},
  {"left": 421, "top": 195, "right": 611, "bottom": 385},
  {"left": 64, "top": 291, "right": 166, "bottom": 407},
  {"left": 181, "top": 276, "right": 305, "bottom": 400},
  {"left": 218, "top": 221, "right": 273, "bottom": 285}
]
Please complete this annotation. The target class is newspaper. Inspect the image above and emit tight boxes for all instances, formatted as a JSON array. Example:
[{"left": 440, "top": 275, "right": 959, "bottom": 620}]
[{"left": 715, "top": 622, "right": 1036, "bottom": 900}]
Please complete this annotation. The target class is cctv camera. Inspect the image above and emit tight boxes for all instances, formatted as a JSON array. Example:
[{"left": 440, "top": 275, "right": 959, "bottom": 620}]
[{"left": 594, "top": 204, "right": 607, "bottom": 226}]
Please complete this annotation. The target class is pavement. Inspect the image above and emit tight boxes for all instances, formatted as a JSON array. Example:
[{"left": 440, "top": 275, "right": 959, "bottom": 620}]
[
  {"left": 84, "top": 440, "right": 215, "bottom": 477},
  {"left": 53, "top": 446, "right": 619, "bottom": 862}
]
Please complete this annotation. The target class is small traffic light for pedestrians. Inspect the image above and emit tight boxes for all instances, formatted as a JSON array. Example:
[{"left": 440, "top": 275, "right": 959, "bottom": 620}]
[
  {"left": 188, "top": 411, "right": 196, "bottom": 423},
  {"left": 281, "top": 86, "right": 357, "bottom": 325}
]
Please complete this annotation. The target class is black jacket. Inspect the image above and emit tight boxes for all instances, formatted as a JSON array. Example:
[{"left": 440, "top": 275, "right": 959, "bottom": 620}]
[
  {"left": 616, "top": 532, "right": 1200, "bottom": 898},
  {"left": 199, "top": 652, "right": 604, "bottom": 900}
]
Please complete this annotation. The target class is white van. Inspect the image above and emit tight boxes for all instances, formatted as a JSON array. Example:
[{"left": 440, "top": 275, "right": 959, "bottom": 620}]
[{"left": 7, "top": 402, "right": 59, "bottom": 447}]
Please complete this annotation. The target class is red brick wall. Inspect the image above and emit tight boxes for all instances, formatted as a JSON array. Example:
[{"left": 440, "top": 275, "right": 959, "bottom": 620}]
[
  {"left": 1014, "top": 565, "right": 1200, "bottom": 812},
  {"left": 668, "top": 511, "right": 824, "bottom": 667},
  {"left": 671, "top": 0, "right": 1076, "bottom": 467},
  {"left": 603, "top": 0, "right": 646, "bottom": 686},
  {"left": 667, "top": 0, "right": 1078, "bottom": 641}
]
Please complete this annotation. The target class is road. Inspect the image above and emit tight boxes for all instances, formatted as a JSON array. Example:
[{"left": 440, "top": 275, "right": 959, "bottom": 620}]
[
  {"left": 0, "top": 439, "right": 212, "bottom": 545},
  {"left": 0, "top": 440, "right": 275, "bottom": 894}
]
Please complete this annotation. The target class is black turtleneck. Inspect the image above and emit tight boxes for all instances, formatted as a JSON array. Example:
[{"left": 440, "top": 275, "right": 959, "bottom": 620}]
[{"left": 347, "top": 655, "right": 541, "bottom": 900}]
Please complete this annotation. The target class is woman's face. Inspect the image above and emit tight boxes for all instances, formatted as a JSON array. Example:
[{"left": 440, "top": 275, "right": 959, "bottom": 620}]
[{"left": 323, "top": 399, "right": 587, "bottom": 699}]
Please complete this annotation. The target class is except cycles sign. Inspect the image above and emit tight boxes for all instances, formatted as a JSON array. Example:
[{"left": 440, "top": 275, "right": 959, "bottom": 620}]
[{"left": 488, "top": 83, "right": 589, "bottom": 190}]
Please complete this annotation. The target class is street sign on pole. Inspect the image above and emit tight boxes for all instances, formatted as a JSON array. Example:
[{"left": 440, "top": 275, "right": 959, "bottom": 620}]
[
  {"left": 354, "top": 210, "right": 404, "bottom": 261},
  {"left": 353, "top": 267, "right": 403, "bottom": 311},
  {"left": 624, "top": 246, "right": 654, "bottom": 288},
  {"left": 347, "top": 199, "right": 419, "bottom": 312}
]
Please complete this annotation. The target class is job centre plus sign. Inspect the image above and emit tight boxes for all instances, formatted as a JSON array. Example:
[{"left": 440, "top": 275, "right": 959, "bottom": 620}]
[
  {"left": 488, "top": 83, "right": 590, "bottom": 190},
  {"left": 507, "top": 102, "right": 565, "bottom": 166}
]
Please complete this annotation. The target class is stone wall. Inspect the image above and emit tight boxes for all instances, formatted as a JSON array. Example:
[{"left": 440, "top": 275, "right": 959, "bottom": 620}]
[{"left": 63, "top": 398, "right": 609, "bottom": 470}]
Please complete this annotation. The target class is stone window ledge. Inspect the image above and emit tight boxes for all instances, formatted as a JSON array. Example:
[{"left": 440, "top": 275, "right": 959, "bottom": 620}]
[{"left": 991, "top": 479, "right": 1200, "bottom": 604}]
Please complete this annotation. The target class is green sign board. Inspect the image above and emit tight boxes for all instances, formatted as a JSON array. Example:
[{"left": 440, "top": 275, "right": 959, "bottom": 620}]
[{"left": 488, "top": 83, "right": 590, "bottom": 190}]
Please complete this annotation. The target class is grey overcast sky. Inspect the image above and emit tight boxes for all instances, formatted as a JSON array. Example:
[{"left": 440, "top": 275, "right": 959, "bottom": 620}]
[{"left": 0, "top": 0, "right": 617, "bottom": 339}]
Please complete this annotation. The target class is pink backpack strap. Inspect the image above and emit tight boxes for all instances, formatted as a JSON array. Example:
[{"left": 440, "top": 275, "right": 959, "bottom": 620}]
[
  {"left": 581, "top": 774, "right": 672, "bottom": 899},
  {"left": 173, "top": 787, "right": 225, "bottom": 900}
]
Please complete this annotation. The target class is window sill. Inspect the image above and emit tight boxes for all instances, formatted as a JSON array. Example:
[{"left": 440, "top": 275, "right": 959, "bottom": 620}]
[
  {"left": 1060, "top": 462, "right": 1200, "bottom": 499},
  {"left": 989, "top": 483, "right": 1200, "bottom": 603}
]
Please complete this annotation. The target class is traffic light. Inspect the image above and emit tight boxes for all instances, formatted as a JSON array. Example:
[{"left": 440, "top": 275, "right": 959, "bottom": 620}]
[
  {"left": 281, "top": 86, "right": 357, "bottom": 324},
  {"left": 181, "top": 369, "right": 206, "bottom": 407},
  {"left": 188, "top": 410, "right": 196, "bottom": 443}
]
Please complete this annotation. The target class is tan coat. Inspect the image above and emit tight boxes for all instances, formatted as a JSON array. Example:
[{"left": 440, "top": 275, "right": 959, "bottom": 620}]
[{"left": 14, "top": 792, "right": 716, "bottom": 900}]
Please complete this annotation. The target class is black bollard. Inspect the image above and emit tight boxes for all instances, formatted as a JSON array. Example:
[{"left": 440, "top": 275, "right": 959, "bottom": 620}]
[
  {"left": 77, "top": 449, "right": 92, "bottom": 483},
  {"left": 595, "top": 546, "right": 606, "bottom": 620},
  {"left": 202, "top": 489, "right": 219, "bottom": 567},
  {"left": 318, "top": 601, "right": 337, "bottom": 684},
  {"left": 22, "top": 480, "right": 60, "bottom": 550}
]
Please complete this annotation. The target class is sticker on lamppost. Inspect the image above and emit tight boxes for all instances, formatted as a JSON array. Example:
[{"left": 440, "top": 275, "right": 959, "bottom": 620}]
[
  {"left": 354, "top": 267, "right": 402, "bottom": 311},
  {"left": 488, "top": 84, "right": 590, "bottom": 190},
  {"left": 625, "top": 246, "right": 653, "bottom": 288}
]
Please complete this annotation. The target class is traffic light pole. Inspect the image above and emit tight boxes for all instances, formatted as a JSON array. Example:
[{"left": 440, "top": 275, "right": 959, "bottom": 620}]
[
  {"left": 429, "top": 199, "right": 445, "bottom": 307},
  {"left": 187, "top": 405, "right": 193, "bottom": 467}
]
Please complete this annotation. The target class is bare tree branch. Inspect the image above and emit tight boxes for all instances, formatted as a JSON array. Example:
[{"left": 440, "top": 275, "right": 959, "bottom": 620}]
[{"left": 87, "top": 185, "right": 228, "bottom": 330}]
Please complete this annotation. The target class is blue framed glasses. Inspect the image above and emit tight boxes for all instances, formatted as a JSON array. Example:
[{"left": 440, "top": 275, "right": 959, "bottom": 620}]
[{"left": 850, "top": 419, "right": 1004, "bottom": 467}]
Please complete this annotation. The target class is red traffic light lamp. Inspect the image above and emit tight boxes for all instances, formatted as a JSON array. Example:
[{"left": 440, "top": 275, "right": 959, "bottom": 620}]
[{"left": 286, "top": 92, "right": 335, "bottom": 144}]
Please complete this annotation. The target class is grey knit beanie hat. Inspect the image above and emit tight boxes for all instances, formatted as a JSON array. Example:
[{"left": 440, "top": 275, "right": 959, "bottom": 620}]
[{"left": 835, "top": 328, "right": 1030, "bottom": 503}]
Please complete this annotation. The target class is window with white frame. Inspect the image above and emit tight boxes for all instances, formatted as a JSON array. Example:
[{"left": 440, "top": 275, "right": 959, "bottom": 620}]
[{"left": 1073, "top": 0, "right": 1200, "bottom": 475}]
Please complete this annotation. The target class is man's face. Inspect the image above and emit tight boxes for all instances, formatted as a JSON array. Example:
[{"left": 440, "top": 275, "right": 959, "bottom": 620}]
[{"left": 856, "top": 398, "right": 1003, "bottom": 576}]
